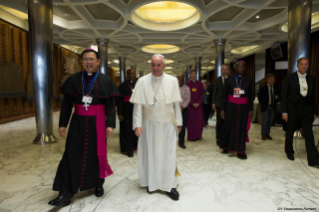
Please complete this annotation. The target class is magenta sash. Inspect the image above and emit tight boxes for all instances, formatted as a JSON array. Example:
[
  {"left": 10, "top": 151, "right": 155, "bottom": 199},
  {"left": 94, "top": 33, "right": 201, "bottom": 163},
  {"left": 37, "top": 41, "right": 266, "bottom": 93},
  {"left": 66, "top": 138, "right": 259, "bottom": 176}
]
[
  {"left": 123, "top": 95, "right": 131, "bottom": 103},
  {"left": 227, "top": 95, "right": 251, "bottom": 143},
  {"left": 75, "top": 104, "right": 113, "bottom": 178}
]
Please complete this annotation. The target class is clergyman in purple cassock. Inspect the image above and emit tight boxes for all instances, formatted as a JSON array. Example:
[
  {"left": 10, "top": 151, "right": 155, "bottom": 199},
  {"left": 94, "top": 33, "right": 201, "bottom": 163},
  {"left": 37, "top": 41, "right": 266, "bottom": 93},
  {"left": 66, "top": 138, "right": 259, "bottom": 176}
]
[{"left": 186, "top": 71, "right": 205, "bottom": 141}]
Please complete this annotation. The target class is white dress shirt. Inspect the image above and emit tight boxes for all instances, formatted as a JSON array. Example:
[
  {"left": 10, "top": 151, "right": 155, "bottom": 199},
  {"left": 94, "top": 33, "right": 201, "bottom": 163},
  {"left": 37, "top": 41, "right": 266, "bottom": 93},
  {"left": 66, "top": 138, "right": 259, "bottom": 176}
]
[
  {"left": 267, "top": 84, "right": 274, "bottom": 105},
  {"left": 297, "top": 71, "right": 308, "bottom": 97}
]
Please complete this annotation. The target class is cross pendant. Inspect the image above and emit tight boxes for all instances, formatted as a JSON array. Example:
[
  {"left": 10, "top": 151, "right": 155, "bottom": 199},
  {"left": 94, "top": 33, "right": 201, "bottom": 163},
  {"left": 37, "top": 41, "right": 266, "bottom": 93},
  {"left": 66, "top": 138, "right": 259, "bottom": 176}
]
[{"left": 83, "top": 101, "right": 89, "bottom": 111}]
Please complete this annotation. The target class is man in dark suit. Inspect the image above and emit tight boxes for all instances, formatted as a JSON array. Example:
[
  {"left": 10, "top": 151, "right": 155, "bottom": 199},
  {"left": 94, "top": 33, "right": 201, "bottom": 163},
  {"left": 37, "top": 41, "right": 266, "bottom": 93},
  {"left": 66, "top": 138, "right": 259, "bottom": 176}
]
[
  {"left": 258, "top": 73, "right": 279, "bottom": 140},
  {"left": 282, "top": 57, "right": 319, "bottom": 168},
  {"left": 202, "top": 80, "right": 214, "bottom": 126},
  {"left": 212, "top": 64, "right": 229, "bottom": 145}
]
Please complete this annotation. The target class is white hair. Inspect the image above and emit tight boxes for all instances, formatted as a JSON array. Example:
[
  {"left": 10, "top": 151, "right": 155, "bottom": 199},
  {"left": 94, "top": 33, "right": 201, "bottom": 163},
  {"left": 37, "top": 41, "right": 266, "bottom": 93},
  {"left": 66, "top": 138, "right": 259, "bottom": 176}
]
[{"left": 152, "top": 54, "right": 166, "bottom": 64}]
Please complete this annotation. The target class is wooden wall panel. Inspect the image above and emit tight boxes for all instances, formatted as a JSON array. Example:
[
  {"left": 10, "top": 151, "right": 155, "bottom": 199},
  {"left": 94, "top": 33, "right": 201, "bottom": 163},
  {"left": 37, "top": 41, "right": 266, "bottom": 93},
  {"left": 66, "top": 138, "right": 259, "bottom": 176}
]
[{"left": 0, "top": 19, "right": 81, "bottom": 124}]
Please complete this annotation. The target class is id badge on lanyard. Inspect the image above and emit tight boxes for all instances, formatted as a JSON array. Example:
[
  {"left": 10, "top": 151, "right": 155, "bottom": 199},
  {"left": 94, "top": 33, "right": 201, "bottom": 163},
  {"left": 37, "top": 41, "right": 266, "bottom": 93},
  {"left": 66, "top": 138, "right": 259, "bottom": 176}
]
[
  {"left": 233, "top": 88, "right": 245, "bottom": 98},
  {"left": 233, "top": 88, "right": 241, "bottom": 98},
  {"left": 82, "top": 95, "right": 93, "bottom": 104}
]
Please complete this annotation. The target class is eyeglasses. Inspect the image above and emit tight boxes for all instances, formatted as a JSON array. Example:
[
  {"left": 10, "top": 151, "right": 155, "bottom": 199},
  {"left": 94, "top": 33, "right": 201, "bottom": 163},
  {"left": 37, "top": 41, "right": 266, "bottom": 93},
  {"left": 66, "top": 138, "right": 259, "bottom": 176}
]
[{"left": 82, "top": 58, "right": 96, "bottom": 62}]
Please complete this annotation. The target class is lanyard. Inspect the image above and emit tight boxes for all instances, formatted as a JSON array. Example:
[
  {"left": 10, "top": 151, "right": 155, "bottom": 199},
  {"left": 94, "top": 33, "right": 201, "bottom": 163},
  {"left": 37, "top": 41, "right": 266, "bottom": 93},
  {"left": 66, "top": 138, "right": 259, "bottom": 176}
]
[
  {"left": 82, "top": 70, "right": 98, "bottom": 95},
  {"left": 235, "top": 73, "right": 244, "bottom": 88}
]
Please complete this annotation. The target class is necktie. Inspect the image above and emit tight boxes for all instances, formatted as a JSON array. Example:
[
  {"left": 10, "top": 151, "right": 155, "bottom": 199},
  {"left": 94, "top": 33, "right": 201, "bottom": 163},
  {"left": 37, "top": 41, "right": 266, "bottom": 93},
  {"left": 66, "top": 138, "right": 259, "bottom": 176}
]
[
  {"left": 222, "top": 78, "right": 224, "bottom": 86},
  {"left": 270, "top": 86, "right": 274, "bottom": 105}
]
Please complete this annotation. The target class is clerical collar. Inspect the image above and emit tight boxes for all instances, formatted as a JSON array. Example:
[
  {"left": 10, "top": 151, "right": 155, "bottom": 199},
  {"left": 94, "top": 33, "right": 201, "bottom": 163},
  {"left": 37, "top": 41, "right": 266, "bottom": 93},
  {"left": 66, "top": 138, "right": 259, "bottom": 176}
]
[
  {"left": 192, "top": 80, "right": 196, "bottom": 83},
  {"left": 152, "top": 73, "right": 163, "bottom": 80},
  {"left": 297, "top": 71, "right": 307, "bottom": 78},
  {"left": 130, "top": 81, "right": 134, "bottom": 83},
  {"left": 238, "top": 75, "right": 242, "bottom": 77},
  {"left": 85, "top": 71, "right": 97, "bottom": 77}
]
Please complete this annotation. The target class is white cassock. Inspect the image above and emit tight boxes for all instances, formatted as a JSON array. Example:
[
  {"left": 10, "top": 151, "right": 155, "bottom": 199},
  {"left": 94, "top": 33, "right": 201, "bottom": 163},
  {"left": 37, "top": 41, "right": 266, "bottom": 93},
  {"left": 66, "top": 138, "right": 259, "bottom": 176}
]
[{"left": 130, "top": 73, "right": 182, "bottom": 192}]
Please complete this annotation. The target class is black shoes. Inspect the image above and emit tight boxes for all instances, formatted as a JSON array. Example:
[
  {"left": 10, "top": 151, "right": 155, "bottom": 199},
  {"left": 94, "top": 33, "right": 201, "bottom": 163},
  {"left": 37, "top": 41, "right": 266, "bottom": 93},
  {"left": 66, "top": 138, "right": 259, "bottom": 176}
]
[
  {"left": 237, "top": 152, "right": 247, "bottom": 160},
  {"left": 95, "top": 187, "right": 104, "bottom": 197},
  {"left": 49, "top": 188, "right": 103, "bottom": 207},
  {"left": 179, "top": 144, "right": 187, "bottom": 149},
  {"left": 165, "top": 188, "right": 179, "bottom": 200},
  {"left": 127, "top": 152, "right": 133, "bottom": 157},
  {"left": 48, "top": 194, "right": 72, "bottom": 207},
  {"left": 287, "top": 153, "right": 295, "bottom": 161},
  {"left": 222, "top": 149, "right": 228, "bottom": 154},
  {"left": 266, "top": 135, "right": 273, "bottom": 140},
  {"left": 147, "top": 187, "right": 179, "bottom": 200}
]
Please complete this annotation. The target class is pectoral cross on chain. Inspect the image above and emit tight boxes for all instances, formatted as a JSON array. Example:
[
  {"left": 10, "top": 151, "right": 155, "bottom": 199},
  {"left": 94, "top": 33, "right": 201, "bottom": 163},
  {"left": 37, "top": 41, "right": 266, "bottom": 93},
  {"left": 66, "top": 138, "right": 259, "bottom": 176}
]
[{"left": 83, "top": 101, "right": 90, "bottom": 111}]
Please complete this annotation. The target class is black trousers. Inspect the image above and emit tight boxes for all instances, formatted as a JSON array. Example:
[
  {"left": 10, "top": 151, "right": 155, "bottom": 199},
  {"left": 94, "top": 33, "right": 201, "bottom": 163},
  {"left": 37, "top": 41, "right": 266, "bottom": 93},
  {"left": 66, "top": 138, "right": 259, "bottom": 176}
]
[
  {"left": 179, "top": 108, "right": 188, "bottom": 145},
  {"left": 203, "top": 104, "right": 211, "bottom": 124},
  {"left": 285, "top": 96, "right": 319, "bottom": 164},
  {"left": 216, "top": 107, "right": 224, "bottom": 141}
]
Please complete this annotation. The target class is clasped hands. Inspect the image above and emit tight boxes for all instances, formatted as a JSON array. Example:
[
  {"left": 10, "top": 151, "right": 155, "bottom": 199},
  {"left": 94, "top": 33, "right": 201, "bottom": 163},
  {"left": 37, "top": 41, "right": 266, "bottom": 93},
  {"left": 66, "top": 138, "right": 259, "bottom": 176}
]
[{"left": 193, "top": 103, "right": 200, "bottom": 108}]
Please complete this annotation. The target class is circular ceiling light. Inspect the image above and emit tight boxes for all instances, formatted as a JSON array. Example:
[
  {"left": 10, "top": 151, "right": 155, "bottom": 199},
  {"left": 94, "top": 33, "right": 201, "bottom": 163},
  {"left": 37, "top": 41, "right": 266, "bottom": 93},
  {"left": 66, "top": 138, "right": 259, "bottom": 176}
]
[
  {"left": 202, "top": 66, "right": 214, "bottom": 70},
  {"left": 211, "top": 59, "right": 229, "bottom": 64},
  {"left": 148, "top": 59, "right": 174, "bottom": 64},
  {"left": 132, "top": 1, "right": 200, "bottom": 31},
  {"left": 231, "top": 46, "right": 259, "bottom": 54},
  {"left": 142, "top": 44, "right": 180, "bottom": 54}
]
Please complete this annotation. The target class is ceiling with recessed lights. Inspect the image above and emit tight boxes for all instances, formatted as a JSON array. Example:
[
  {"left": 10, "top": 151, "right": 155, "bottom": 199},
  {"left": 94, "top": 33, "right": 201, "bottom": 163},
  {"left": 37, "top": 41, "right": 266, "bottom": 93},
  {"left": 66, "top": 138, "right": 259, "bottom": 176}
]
[{"left": 1, "top": 0, "right": 319, "bottom": 77}]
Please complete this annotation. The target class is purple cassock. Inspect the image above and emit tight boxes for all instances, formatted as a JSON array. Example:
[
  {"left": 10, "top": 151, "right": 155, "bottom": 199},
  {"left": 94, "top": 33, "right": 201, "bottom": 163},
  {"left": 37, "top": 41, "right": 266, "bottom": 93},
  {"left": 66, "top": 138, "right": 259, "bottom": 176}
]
[{"left": 186, "top": 80, "right": 205, "bottom": 141}]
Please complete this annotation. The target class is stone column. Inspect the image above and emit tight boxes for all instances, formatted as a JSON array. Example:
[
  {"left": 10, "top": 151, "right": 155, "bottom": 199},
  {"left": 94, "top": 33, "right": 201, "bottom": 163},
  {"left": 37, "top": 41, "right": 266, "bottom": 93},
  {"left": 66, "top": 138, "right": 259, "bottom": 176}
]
[
  {"left": 288, "top": 0, "right": 312, "bottom": 73},
  {"left": 194, "top": 57, "right": 202, "bottom": 81},
  {"left": 96, "top": 39, "right": 109, "bottom": 75},
  {"left": 187, "top": 65, "right": 192, "bottom": 80},
  {"left": 119, "top": 57, "right": 126, "bottom": 83},
  {"left": 184, "top": 70, "right": 187, "bottom": 83},
  {"left": 214, "top": 39, "right": 226, "bottom": 78},
  {"left": 28, "top": 0, "right": 57, "bottom": 145},
  {"left": 131, "top": 65, "right": 137, "bottom": 71}
]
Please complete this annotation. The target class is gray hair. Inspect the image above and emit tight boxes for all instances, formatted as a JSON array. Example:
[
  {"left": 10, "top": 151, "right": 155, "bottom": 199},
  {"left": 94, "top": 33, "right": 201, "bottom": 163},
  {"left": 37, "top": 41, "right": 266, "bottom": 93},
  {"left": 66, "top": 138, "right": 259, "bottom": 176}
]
[{"left": 152, "top": 54, "right": 166, "bottom": 64}]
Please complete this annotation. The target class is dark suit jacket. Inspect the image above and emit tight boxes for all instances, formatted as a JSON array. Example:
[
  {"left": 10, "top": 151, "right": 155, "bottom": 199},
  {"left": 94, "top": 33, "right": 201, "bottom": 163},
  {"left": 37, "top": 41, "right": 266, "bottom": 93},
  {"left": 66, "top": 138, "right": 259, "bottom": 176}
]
[
  {"left": 281, "top": 72, "right": 316, "bottom": 115},
  {"left": 212, "top": 76, "right": 224, "bottom": 108},
  {"left": 258, "top": 84, "right": 279, "bottom": 112},
  {"left": 206, "top": 84, "right": 213, "bottom": 106}
]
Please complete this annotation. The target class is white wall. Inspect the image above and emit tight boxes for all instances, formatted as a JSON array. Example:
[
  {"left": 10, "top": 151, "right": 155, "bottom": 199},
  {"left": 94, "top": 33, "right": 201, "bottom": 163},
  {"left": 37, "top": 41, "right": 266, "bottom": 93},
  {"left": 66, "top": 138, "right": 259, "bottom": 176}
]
[{"left": 255, "top": 68, "right": 265, "bottom": 83}]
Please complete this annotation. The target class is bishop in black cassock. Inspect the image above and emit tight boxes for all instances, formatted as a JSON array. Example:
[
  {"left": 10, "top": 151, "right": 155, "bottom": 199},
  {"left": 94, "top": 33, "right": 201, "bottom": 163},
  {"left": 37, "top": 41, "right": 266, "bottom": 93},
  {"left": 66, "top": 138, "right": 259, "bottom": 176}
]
[
  {"left": 117, "top": 69, "right": 138, "bottom": 157},
  {"left": 48, "top": 49, "right": 119, "bottom": 207},
  {"left": 220, "top": 61, "right": 254, "bottom": 160}
]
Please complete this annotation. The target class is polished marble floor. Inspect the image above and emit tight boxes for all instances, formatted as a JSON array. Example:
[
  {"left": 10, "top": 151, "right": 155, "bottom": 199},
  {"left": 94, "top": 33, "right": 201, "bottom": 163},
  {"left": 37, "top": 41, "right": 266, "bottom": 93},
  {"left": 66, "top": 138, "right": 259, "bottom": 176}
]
[{"left": 1, "top": 112, "right": 319, "bottom": 212}]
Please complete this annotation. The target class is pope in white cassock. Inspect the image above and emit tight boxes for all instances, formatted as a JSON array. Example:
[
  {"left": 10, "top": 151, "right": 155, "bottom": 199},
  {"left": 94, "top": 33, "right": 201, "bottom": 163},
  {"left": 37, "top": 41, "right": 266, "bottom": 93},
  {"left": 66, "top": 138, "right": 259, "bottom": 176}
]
[{"left": 130, "top": 54, "right": 182, "bottom": 200}]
